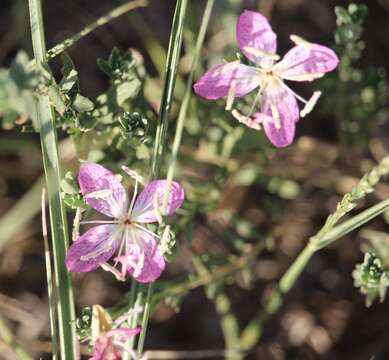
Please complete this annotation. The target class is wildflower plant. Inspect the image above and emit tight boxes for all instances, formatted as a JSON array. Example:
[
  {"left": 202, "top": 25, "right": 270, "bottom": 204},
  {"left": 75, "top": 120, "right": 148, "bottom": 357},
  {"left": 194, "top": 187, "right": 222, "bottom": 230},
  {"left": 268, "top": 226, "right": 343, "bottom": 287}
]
[
  {"left": 65, "top": 163, "right": 184, "bottom": 283},
  {"left": 0, "top": 1, "right": 389, "bottom": 359},
  {"left": 194, "top": 10, "right": 339, "bottom": 147}
]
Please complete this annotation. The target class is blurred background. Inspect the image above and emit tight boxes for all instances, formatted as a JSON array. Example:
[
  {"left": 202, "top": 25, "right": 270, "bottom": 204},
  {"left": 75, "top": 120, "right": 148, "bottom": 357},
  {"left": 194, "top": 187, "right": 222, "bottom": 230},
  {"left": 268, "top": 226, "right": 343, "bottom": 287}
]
[{"left": 1, "top": 0, "right": 389, "bottom": 359}]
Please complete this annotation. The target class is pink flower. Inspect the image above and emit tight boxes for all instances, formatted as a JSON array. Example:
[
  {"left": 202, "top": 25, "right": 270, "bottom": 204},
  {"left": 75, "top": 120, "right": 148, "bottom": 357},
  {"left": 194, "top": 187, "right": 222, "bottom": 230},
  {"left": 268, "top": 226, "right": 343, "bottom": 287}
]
[
  {"left": 194, "top": 10, "right": 339, "bottom": 147},
  {"left": 91, "top": 328, "right": 140, "bottom": 360},
  {"left": 88, "top": 304, "right": 141, "bottom": 360},
  {"left": 65, "top": 163, "right": 185, "bottom": 283}
]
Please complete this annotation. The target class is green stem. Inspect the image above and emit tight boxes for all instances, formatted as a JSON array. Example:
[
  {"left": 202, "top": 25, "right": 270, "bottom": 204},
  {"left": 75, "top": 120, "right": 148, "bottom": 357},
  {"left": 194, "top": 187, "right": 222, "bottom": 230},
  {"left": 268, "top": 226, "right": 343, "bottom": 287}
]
[
  {"left": 240, "top": 243, "right": 316, "bottom": 348},
  {"left": 150, "top": 0, "right": 188, "bottom": 180},
  {"left": 122, "top": 280, "right": 138, "bottom": 360},
  {"left": 135, "top": 0, "right": 188, "bottom": 357},
  {"left": 136, "top": 283, "right": 154, "bottom": 358},
  {"left": 28, "top": 0, "right": 76, "bottom": 359},
  {"left": 26, "top": 0, "right": 147, "bottom": 68},
  {"left": 162, "top": 0, "right": 215, "bottom": 211},
  {"left": 41, "top": 189, "right": 58, "bottom": 360},
  {"left": 0, "top": 315, "right": 32, "bottom": 360},
  {"left": 315, "top": 198, "right": 389, "bottom": 249},
  {"left": 240, "top": 199, "right": 389, "bottom": 349},
  {"left": 125, "top": 291, "right": 143, "bottom": 353}
]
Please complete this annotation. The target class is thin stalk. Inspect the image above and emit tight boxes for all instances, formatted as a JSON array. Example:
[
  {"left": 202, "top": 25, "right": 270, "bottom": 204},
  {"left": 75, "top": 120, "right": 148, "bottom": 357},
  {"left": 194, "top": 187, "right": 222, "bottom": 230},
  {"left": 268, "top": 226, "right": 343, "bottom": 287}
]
[
  {"left": 41, "top": 189, "right": 58, "bottom": 360},
  {"left": 135, "top": 0, "right": 188, "bottom": 358},
  {"left": 28, "top": 0, "right": 76, "bottom": 359},
  {"left": 150, "top": 0, "right": 188, "bottom": 179},
  {"left": 316, "top": 198, "right": 389, "bottom": 248},
  {"left": 162, "top": 0, "right": 215, "bottom": 211},
  {"left": 240, "top": 158, "right": 389, "bottom": 349},
  {"left": 136, "top": 283, "right": 154, "bottom": 358},
  {"left": 122, "top": 281, "right": 139, "bottom": 360},
  {"left": 240, "top": 243, "right": 316, "bottom": 348},
  {"left": 0, "top": 315, "right": 32, "bottom": 360},
  {"left": 27, "top": 0, "right": 147, "bottom": 69},
  {"left": 240, "top": 199, "right": 389, "bottom": 349},
  {"left": 136, "top": 1, "right": 216, "bottom": 357},
  {"left": 125, "top": 291, "right": 143, "bottom": 353}
]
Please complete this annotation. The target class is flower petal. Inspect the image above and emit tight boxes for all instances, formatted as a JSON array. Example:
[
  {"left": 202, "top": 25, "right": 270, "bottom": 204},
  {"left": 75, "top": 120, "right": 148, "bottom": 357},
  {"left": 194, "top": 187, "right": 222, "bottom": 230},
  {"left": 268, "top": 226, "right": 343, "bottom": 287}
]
[
  {"left": 65, "top": 225, "right": 121, "bottom": 272},
  {"left": 274, "top": 43, "right": 339, "bottom": 82},
  {"left": 121, "top": 229, "right": 165, "bottom": 283},
  {"left": 131, "top": 180, "right": 184, "bottom": 223},
  {"left": 78, "top": 163, "right": 127, "bottom": 218},
  {"left": 106, "top": 328, "right": 141, "bottom": 340},
  {"left": 260, "top": 87, "right": 299, "bottom": 147},
  {"left": 236, "top": 10, "right": 277, "bottom": 65},
  {"left": 193, "top": 61, "right": 262, "bottom": 100}
]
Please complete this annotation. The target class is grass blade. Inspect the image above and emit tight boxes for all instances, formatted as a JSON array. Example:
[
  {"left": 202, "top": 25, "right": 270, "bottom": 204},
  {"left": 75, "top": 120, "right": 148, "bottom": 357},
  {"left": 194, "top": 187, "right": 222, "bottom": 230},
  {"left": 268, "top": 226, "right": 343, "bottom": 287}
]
[{"left": 28, "top": 0, "right": 77, "bottom": 358}]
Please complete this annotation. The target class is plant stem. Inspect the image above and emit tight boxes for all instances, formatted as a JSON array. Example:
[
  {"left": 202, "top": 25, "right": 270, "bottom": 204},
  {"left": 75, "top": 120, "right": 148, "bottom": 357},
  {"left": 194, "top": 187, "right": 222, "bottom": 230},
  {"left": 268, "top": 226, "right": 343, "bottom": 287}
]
[
  {"left": 316, "top": 198, "right": 389, "bottom": 248},
  {"left": 240, "top": 158, "right": 389, "bottom": 349},
  {"left": 28, "top": 0, "right": 76, "bottom": 358},
  {"left": 41, "top": 189, "right": 58, "bottom": 360},
  {"left": 0, "top": 315, "right": 32, "bottom": 360},
  {"left": 150, "top": 0, "right": 188, "bottom": 180},
  {"left": 240, "top": 243, "right": 316, "bottom": 348},
  {"left": 26, "top": 0, "right": 147, "bottom": 69},
  {"left": 135, "top": 0, "right": 188, "bottom": 357},
  {"left": 162, "top": 0, "right": 215, "bottom": 211}
]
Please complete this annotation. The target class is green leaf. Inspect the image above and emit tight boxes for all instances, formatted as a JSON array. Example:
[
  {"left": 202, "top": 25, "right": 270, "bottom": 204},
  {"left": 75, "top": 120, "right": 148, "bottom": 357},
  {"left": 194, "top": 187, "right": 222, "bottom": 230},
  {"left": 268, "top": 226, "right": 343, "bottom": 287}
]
[
  {"left": 115, "top": 79, "right": 141, "bottom": 106},
  {"left": 73, "top": 94, "right": 94, "bottom": 113}
]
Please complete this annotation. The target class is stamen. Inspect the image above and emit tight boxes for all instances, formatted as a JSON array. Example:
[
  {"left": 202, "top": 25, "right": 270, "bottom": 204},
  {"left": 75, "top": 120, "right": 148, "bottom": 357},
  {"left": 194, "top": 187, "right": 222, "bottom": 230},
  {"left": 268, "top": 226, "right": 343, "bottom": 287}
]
[
  {"left": 121, "top": 166, "right": 145, "bottom": 185},
  {"left": 132, "top": 223, "right": 161, "bottom": 239},
  {"left": 247, "top": 86, "right": 263, "bottom": 118},
  {"left": 300, "top": 91, "right": 321, "bottom": 117},
  {"left": 231, "top": 109, "right": 262, "bottom": 130},
  {"left": 243, "top": 47, "right": 280, "bottom": 61},
  {"left": 290, "top": 34, "right": 313, "bottom": 49},
  {"left": 101, "top": 263, "right": 126, "bottom": 281},
  {"left": 127, "top": 179, "right": 139, "bottom": 217},
  {"left": 113, "top": 226, "right": 128, "bottom": 267},
  {"left": 226, "top": 79, "right": 237, "bottom": 111},
  {"left": 80, "top": 220, "right": 119, "bottom": 225}
]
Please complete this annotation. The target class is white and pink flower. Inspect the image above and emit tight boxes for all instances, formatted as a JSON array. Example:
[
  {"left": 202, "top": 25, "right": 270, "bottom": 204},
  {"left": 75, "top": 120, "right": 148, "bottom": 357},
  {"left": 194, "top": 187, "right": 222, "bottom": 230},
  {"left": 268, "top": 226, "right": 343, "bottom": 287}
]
[
  {"left": 194, "top": 10, "right": 339, "bottom": 147},
  {"left": 65, "top": 163, "right": 184, "bottom": 283}
]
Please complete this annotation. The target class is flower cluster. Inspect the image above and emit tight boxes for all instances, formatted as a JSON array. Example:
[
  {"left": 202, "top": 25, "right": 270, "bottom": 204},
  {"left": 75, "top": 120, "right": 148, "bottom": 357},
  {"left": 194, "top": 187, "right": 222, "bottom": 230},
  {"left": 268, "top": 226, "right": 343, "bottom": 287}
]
[
  {"left": 194, "top": 10, "right": 339, "bottom": 147},
  {"left": 65, "top": 163, "right": 184, "bottom": 283}
]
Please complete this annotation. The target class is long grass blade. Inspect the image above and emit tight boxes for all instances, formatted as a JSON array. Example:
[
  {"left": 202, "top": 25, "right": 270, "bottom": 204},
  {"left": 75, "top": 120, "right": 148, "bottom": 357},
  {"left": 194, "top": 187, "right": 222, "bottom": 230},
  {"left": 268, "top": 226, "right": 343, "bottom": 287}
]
[
  {"left": 28, "top": 0, "right": 77, "bottom": 358},
  {"left": 41, "top": 189, "right": 58, "bottom": 360}
]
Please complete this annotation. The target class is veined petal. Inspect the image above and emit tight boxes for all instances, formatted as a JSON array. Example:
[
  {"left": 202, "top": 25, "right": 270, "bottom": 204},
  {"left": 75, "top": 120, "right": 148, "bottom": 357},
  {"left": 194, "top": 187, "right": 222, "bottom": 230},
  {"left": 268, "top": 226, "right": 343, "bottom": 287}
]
[
  {"left": 274, "top": 42, "right": 339, "bottom": 82},
  {"left": 65, "top": 225, "right": 121, "bottom": 272},
  {"left": 78, "top": 163, "right": 127, "bottom": 218},
  {"left": 131, "top": 180, "right": 184, "bottom": 223},
  {"left": 237, "top": 10, "right": 277, "bottom": 66},
  {"left": 260, "top": 86, "right": 299, "bottom": 147},
  {"left": 193, "top": 61, "right": 262, "bottom": 100},
  {"left": 123, "top": 228, "right": 165, "bottom": 283}
]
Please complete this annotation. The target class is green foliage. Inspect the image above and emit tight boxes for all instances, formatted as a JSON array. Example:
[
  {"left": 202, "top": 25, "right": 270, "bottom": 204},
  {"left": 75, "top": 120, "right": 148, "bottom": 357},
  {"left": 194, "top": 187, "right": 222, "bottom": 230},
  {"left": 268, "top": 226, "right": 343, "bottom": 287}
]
[
  {"left": 60, "top": 171, "right": 87, "bottom": 209},
  {"left": 0, "top": 52, "right": 38, "bottom": 130},
  {"left": 75, "top": 306, "right": 92, "bottom": 339},
  {"left": 321, "top": 3, "right": 389, "bottom": 150},
  {"left": 353, "top": 252, "right": 389, "bottom": 307}
]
